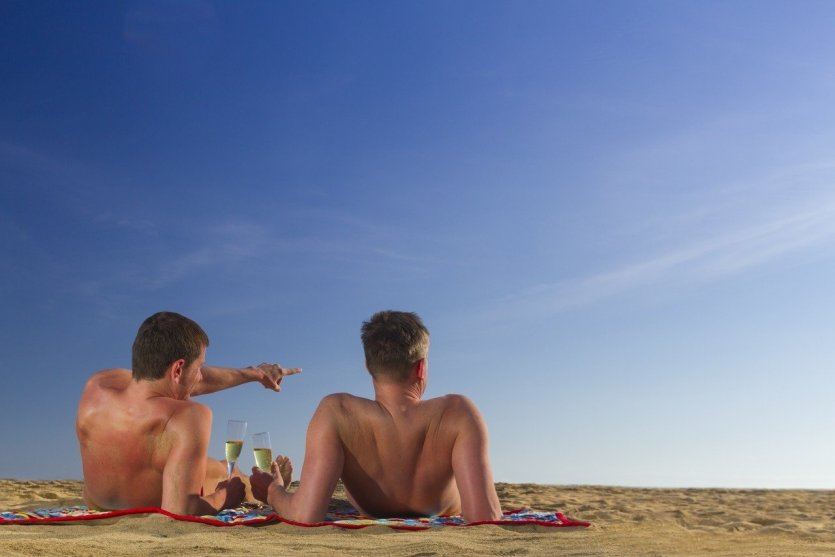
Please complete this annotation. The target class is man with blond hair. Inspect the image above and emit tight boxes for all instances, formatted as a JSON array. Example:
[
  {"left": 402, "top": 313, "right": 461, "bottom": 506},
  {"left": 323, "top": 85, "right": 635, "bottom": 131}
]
[
  {"left": 76, "top": 311, "right": 300, "bottom": 516},
  {"left": 250, "top": 310, "right": 501, "bottom": 523}
]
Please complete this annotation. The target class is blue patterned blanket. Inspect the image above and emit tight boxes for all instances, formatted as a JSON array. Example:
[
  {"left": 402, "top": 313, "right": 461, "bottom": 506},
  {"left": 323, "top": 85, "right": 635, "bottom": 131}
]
[{"left": 1, "top": 504, "right": 590, "bottom": 529}]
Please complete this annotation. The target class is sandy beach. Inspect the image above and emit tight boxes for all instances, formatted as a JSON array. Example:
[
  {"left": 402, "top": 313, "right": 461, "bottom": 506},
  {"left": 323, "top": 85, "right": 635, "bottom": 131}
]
[{"left": 1, "top": 480, "right": 833, "bottom": 556}]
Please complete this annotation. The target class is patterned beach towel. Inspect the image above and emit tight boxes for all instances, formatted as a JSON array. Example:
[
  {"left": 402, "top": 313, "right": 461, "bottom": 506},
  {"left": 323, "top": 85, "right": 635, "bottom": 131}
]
[{"left": 0, "top": 504, "right": 590, "bottom": 530}]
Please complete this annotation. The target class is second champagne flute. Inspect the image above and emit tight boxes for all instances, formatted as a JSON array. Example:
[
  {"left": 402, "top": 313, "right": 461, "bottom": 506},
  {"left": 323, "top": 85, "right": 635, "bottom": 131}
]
[{"left": 252, "top": 431, "right": 273, "bottom": 472}]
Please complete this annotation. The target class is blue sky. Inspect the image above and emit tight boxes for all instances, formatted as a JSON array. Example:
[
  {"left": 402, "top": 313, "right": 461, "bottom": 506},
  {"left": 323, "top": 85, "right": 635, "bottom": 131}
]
[{"left": 2, "top": 1, "right": 835, "bottom": 487}]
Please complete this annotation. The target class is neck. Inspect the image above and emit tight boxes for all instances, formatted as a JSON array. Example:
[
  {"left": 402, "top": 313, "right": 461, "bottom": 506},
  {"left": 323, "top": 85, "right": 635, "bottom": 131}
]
[
  {"left": 372, "top": 378, "right": 424, "bottom": 412},
  {"left": 133, "top": 376, "right": 181, "bottom": 400}
]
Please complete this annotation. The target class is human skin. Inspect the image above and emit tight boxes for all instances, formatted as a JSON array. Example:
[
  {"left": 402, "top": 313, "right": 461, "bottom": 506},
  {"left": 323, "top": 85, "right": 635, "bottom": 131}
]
[
  {"left": 250, "top": 358, "right": 502, "bottom": 523},
  {"left": 76, "top": 353, "right": 300, "bottom": 516}
]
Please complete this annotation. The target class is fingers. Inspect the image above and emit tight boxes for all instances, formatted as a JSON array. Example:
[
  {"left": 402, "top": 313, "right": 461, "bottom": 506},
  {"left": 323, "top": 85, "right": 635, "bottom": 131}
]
[
  {"left": 258, "top": 363, "right": 302, "bottom": 377},
  {"left": 221, "top": 476, "right": 246, "bottom": 508},
  {"left": 270, "top": 459, "right": 285, "bottom": 486},
  {"left": 266, "top": 377, "right": 283, "bottom": 392},
  {"left": 249, "top": 467, "right": 269, "bottom": 482},
  {"left": 255, "top": 363, "right": 301, "bottom": 392}
]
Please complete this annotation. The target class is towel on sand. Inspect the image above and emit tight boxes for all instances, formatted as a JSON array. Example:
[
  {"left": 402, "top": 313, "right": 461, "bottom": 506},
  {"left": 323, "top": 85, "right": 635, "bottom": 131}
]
[{"left": 1, "top": 504, "right": 590, "bottom": 530}]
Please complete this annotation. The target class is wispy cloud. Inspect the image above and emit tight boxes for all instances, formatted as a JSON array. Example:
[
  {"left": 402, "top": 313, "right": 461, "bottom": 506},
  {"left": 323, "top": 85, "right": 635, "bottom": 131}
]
[
  {"left": 474, "top": 101, "right": 835, "bottom": 326},
  {"left": 135, "top": 222, "right": 280, "bottom": 290},
  {"left": 124, "top": 0, "right": 217, "bottom": 49},
  {"left": 0, "top": 140, "right": 93, "bottom": 186},
  {"left": 484, "top": 190, "right": 835, "bottom": 323},
  {"left": 0, "top": 141, "right": 54, "bottom": 167},
  {"left": 94, "top": 212, "right": 157, "bottom": 233},
  {"left": 0, "top": 140, "right": 114, "bottom": 212},
  {"left": 110, "top": 210, "right": 442, "bottom": 293}
]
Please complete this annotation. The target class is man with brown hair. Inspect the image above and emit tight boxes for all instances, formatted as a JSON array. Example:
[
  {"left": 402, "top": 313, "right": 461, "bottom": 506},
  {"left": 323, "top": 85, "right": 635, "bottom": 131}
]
[
  {"left": 76, "top": 311, "right": 300, "bottom": 516},
  {"left": 250, "top": 310, "right": 502, "bottom": 523}
]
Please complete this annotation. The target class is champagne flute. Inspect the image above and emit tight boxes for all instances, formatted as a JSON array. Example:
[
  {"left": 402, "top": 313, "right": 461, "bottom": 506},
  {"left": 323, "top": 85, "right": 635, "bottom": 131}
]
[
  {"left": 225, "top": 419, "right": 247, "bottom": 479},
  {"left": 252, "top": 432, "right": 273, "bottom": 472}
]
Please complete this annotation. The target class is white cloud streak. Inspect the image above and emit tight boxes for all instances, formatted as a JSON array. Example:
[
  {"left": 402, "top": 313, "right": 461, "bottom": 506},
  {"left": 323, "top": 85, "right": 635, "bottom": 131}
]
[
  {"left": 486, "top": 192, "right": 835, "bottom": 322},
  {"left": 120, "top": 212, "right": 441, "bottom": 292}
]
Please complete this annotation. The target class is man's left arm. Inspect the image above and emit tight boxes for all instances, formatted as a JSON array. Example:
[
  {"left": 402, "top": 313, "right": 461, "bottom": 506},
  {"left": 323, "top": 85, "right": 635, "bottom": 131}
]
[
  {"left": 161, "top": 404, "right": 246, "bottom": 515},
  {"left": 450, "top": 395, "right": 503, "bottom": 523},
  {"left": 250, "top": 395, "right": 344, "bottom": 523},
  {"left": 192, "top": 363, "right": 301, "bottom": 396}
]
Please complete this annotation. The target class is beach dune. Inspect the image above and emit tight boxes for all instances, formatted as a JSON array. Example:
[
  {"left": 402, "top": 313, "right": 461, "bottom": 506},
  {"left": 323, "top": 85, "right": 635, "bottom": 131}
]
[{"left": 1, "top": 480, "right": 834, "bottom": 556}]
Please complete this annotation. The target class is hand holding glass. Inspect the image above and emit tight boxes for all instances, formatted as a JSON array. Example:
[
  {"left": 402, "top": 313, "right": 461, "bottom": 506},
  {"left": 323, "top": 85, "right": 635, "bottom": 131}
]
[{"left": 225, "top": 420, "right": 247, "bottom": 479}]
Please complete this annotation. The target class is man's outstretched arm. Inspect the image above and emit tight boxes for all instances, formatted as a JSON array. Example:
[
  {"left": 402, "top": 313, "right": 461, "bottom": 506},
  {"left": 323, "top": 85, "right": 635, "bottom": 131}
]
[
  {"left": 250, "top": 396, "right": 344, "bottom": 523},
  {"left": 450, "top": 396, "right": 502, "bottom": 523},
  {"left": 191, "top": 363, "right": 301, "bottom": 396}
]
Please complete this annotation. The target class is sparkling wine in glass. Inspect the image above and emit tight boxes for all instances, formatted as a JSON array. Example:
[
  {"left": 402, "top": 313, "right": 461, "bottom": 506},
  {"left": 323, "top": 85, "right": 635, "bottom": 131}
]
[
  {"left": 225, "top": 419, "right": 247, "bottom": 479},
  {"left": 252, "top": 432, "right": 273, "bottom": 472}
]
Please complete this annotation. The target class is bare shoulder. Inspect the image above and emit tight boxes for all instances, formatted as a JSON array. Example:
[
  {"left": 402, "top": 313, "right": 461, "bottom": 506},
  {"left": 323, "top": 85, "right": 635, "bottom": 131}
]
[
  {"left": 318, "top": 392, "right": 371, "bottom": 412},
  {"left": 158, "top": 400, "right": 212, "bottom": 454},
  {"left": 78, "top": 370, "right": 131, "bottom": 415},
  {"left": 167, "top": 399, "right": 212, "bottom": 431},
  {"left": 320, "top": 392, "right": 353, "bottom": 404},
  {"left": 435, "top": 394, "right": 482, "bottom": 415},
  {"left": 313, "top": 393, "right": 376, "bottom": 431},
  {"left": 431, "top": 394, "right": 488, "bottom": 434},
  {"left": 83, "top": 368, "right": 131, "bottom": 391}
]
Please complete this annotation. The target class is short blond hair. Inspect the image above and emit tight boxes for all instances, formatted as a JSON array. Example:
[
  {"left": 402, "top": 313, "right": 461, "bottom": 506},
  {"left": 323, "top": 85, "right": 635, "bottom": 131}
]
[{"left": 361, "top": 311, "right": 429, "bottom": 381}]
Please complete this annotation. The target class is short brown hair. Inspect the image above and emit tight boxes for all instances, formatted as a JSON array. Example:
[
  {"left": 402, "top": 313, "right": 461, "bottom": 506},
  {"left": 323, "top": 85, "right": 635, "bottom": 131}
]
[
  {"left": 131, "top": 312, "right": 209, "bottom": 381},
  {"left": 361, "top": 311, "right": 429, "bottom": 381}
]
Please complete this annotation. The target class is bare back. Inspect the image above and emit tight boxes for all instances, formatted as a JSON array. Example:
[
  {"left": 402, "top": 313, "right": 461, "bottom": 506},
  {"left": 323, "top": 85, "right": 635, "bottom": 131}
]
[
  {"left": 327, "top": 393, "right": 476, "bottom": 517},
  {"left": 76, "top": 369, "right": 203, "bottom": 510},
  {"left": 255, "top": 383, "right": 501, "bottom": 523}
]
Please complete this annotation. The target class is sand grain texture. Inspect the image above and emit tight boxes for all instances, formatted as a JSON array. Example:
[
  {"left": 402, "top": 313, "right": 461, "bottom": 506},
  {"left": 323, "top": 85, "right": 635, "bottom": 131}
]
[{"left": 1, "top": 480, "right": 834, "bottom": 556}]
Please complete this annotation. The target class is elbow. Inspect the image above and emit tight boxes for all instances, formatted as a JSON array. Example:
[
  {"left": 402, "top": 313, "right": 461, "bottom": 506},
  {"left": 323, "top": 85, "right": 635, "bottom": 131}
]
[
  {"left": 465, "top": 511, "right": 502, "bottom": 524},
  {"left": 278, "top": 508, "right": 325, "bottom": 525},
  {"left": 298, "top": 510, "right": 326, "bottom": 525},
  {"left": 463, "top": 512, "right": 496, "bottom": 524},
  {"left": 286, "top": 501, "right": 327, "bottom": 525},
  {"left": 162, "top": 502, "right": 191, "bottom": 517},
  {"left": 270, "top": 496, "right": 325, "bottom": 524},
  {"left": 463, "top": 503, "right": 503, "bottom": 524}
]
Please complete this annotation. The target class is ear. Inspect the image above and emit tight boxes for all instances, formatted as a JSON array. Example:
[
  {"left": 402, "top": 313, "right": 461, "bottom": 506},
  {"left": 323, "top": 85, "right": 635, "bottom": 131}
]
[
  {"left": 168, "top": 359, "right": 186, "bottom": 384},
  {"left": 414, "top": 358, "right": 427, "bottom": 380}
]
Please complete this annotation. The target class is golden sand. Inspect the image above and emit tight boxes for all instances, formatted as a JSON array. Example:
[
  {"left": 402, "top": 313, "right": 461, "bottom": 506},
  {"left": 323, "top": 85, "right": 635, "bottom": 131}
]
[{"left": 1, "top": 480, "right": 833, "bottom": 556}]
